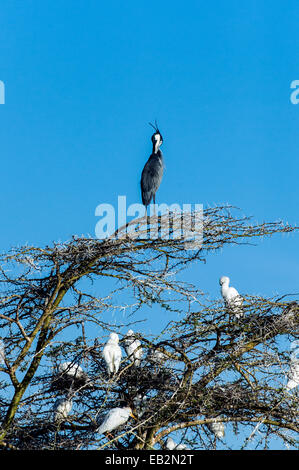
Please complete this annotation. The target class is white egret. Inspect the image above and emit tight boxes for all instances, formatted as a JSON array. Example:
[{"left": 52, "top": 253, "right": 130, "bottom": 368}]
[
  {"left": 286, "top": 359, "right": 299, "bottom": 390},
  {"left": 97, "top": 406, "right": 136, "bottom": 435},
  {"left": 102, "top": 332, "right": 122, "bottom": 374},
  {"left": 58, "top": 361, "right": 85, "bottom": 379},
  {"left": 165, "top": 437, "right": 190, "bottom": 450},
  {"left": 53, "top": 397, "right": 73, "bottom": 422},
  {"left": 176, "top": 444, "right": 190, "bottom": 450},
  {"left": 219, "top": 276, "right": 243, "bottom": 319},
  {"left": 165, "top": 437, "right": 177, "bottom": 450},
  {"left": 208, "top": 420, "right": 225, "bottom": 438},
  {"left": 55, "top": 361, "right": 88, "bottom": 391},
  {"left": 124, "top": 329, "right": 143, "bottom": 366},
  {"left": 147, "top": 348, "right": 168, "bottom": 364}
]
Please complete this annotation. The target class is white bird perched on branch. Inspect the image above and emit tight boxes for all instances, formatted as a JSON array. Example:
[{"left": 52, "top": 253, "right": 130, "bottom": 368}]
[
  {"left": 285, "top": 359, "right": 299, "bottom": 390},
  {"left": 165, "top": 437, "right": 177, "bottom": 450},
  {"left": 208, "top": 420, "right": 225, "bottom": 439},
  {"left": 53, "top": 361, "right": 88, "bottom": 392},
  {"left": 147, "top": 348, "right": 168, "bottom": 364},
  {"left": 102, "top": 332, "right": 122, "bottom": 374},
  {"left": 124, "top": 329, "right": 143, "bottom": 366},
  {"left": 58, "top": 361, "right": 86, "bottom": 381},
  {"left": 52, "top": 397, "right": 73, "bottom": 422},
  {"left": 176, "top": 443, "right": 190, "bottom": 450},
  {"left": 165, "top": 437, "right": 190, "bottom": 450},
  {"left": 219, "top": 276, "right": 244, "bottom": 319},
  {"left": 97, "top": 406, "right": 136, "bottom": 435}
]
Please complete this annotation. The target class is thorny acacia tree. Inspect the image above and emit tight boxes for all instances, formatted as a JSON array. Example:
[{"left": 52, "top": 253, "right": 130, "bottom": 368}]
[{"left": 0, "top": 206, "right": 298, "bottom": 450}]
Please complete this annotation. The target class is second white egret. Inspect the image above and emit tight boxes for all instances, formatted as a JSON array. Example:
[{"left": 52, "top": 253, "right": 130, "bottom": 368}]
[
  {"left": 102, "top": 333, "right": 122, "bottom": 374},
  {"left": 219, "top": 276, "right": 243, "bottom": 319},
  {"left": 97, "top": 406, "right": 136, "bottom": 435}
]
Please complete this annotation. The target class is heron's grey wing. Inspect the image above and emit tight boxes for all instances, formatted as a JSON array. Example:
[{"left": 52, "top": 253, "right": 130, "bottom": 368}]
[
  {"left": 141, "top": 160, "right": 155, "bottom": 206},
  {"left": 141, "top": 156, "right": 164, "bottom": 206}
]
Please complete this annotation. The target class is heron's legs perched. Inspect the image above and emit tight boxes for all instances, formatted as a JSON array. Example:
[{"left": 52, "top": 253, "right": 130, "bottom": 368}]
[{"left": 153, "top": 194, "right": 156, "bottom": 215}]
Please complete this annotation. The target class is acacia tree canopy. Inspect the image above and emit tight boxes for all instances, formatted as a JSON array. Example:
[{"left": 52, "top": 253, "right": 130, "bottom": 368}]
[{"left": 0, "top": 207, "right": 298, "bottom": 450}]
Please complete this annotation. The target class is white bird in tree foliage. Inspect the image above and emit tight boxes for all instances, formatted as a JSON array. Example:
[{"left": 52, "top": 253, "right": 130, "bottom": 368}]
[
  {"left": 176, "top": 443, "right": 190, "bottom": 450},
  {"left": 54, "top": 361, "right": 88, "bottom": 392},
  {"left": 58, "top": 361, "right": 86, "bottom": 381},
  {"left": 286, "top": 359, "right": 299, "bottom": 390},
  {"left": 165, "top": 437, "right": 190, "bottom": 450},
  {"left": 97, "top": 407, "right": 136, "bottom": 435},
  {"left": 165, "top": 437, "right": 177, "bottom": 450},
  {"left": 147, "top": 348, "right": 168, "bottom": 364},
  {"left": 208, "top": 420, "right": 225, "bottom": 439},
  {"left": 53, "top": 397, "right": 73, "bottom": 422},
  {"left": 219, "top": 276, "right": 244, "bottom": 319},
  {"left": 102, "top": 332, "right": 122, "bottom": 374},
  {"left": 124, "top": 330, "right": 143, "bottom": 366}
]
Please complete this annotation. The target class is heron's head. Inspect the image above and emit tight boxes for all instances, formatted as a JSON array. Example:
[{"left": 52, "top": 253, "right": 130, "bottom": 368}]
[
  {"left": 149, "top": 121, "right": 163, "bottom": 153},
  {"left": 219, "top": 276, "right": 230, "bottom": 286},
  {"left": 152, "top": 132, "right": 163, "bottom": 153}
]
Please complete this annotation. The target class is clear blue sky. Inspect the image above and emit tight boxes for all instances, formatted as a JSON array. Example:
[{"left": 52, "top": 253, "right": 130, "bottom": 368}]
[
  {"left": 0, "top": 0, "right": 298, "bottom": 313},
  {"left": 0, "top": 0, "right": 298, "bottom": 448},
  {"left": 1, "top": 0, "right": 298, "bottom": 299}
]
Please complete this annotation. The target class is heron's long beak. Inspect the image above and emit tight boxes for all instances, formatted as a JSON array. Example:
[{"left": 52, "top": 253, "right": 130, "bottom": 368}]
[{"left": 130, "top": 411, "right": 138, "bottom": 421}]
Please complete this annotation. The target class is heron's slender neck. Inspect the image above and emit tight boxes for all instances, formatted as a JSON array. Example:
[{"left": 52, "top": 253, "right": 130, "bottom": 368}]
[
  {"left": 152, "top": 144, "right": 161, "bottom": 155},
  {"left": 152, "top": 134, "right": 162, "bottom": 154}
]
